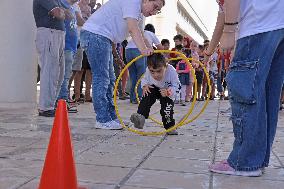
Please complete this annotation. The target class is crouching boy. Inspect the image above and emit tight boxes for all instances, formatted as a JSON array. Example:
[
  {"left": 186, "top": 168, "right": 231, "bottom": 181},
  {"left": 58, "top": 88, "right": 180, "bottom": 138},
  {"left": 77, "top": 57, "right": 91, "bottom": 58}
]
[{"left": 130, "top": 53, "right": 181, "bottom": 135}]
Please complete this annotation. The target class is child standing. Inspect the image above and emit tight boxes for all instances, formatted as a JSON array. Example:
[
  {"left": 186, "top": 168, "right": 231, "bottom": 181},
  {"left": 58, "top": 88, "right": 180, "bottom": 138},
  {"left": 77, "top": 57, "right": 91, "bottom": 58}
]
[
  {"left": 176, "top": 61, "right": 191, "bottom": 106},
  {"left": 130, "top": 53, "right": 181, "bottom": 135},
  {"left": 174, "top": 44, "right": 190, "bottom": 106}
]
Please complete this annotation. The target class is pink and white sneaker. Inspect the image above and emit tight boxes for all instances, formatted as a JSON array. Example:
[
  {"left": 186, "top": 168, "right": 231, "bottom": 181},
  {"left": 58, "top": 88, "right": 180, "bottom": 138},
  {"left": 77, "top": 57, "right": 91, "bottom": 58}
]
[{"left": 209, "top": 160, "right": 262, "bottom": 177}]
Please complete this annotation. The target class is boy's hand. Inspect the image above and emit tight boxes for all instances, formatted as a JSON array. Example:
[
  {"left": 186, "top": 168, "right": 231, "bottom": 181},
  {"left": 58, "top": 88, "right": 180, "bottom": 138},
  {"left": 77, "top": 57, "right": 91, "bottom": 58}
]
[
  {"left": 142, "top": 85, "right": 154, "bottom": 97},
  {"left": 160, "top": 88, "right": 167, "bottom": 97},
  {"left": 160, "top": 88, "right": 172, "bottom": 97}
]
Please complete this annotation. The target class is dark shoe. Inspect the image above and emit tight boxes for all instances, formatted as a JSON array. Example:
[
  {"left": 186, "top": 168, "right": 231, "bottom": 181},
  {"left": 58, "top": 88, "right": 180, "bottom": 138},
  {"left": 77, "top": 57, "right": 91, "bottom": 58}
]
[
  {"left": 130, "top": 101, "right": 138, "bottom": 104},
  {"left": 180, "top": 100, "right": 186, "bottom": 106},
  {"left": 39, "top": 110, "right": 55, "bottom": 117},
  {"left": 119, "top": 95, "right": 128, "bottom": 100},
  {"left": 224, "top": 96, "right": 229, "bottom": 100},
  {"left": 167, "top": 129, "right": 178, "bottom": 135},
  {"left": 78, "top": 98, "right": 85, "bottom": 103},
  {"left": 130, "top": 113, "right": 145, "bottom": 129},
  {"left": 67, "top": 102, "right": 78, "bottom": 113}
]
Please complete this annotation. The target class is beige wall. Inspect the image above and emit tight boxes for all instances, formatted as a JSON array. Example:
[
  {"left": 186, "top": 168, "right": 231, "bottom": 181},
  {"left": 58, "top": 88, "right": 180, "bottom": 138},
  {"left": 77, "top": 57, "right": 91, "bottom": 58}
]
[
  {"left": 146, "top": 0, "right": 218, "bottom": 46},
  {"left": 0, "top": 0, "right": 37, "bottom": 106}
]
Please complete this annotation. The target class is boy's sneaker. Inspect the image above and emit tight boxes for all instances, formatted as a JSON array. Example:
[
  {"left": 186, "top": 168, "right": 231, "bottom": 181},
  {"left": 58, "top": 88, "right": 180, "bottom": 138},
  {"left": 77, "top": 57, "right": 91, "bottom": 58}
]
[
  {"left": 95, "top": 120, "right": 123, "bottom": 130},
  {"left": 130, "top": 113, "right": 145, "bottom": 129},
  {"left": 180, "top": 100, "right": 186, "bottom": 106},
  {"left": 38, "top": 110, "right": 55, "bottom": 117},
  {"left": 209, "top": 160, "right": 262, "bottom": 177},
  {"left": 167, "top": 129, "right": 178, "bottom": 135}
]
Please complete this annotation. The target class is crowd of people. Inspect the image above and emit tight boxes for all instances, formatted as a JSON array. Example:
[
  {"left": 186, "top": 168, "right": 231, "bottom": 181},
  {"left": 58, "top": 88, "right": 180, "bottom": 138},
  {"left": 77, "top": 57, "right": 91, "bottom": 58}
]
[{"left": 33, "top": 0, "right": 284, "bottom": 178}]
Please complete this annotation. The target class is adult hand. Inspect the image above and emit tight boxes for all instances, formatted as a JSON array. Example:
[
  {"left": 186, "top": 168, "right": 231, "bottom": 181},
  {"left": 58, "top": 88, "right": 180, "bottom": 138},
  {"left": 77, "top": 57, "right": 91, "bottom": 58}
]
[
  {"left": 49, "top": 7, "right": 65, "bottom": 20},
  {"left": 142, "top": 85, "right": 154, "bottom": 97},
  {"left": 141, "top": 48, "right": 154, "bottom": 56},
  {"left": 220, "top": 31, "right": 236, "bottom": 53}
]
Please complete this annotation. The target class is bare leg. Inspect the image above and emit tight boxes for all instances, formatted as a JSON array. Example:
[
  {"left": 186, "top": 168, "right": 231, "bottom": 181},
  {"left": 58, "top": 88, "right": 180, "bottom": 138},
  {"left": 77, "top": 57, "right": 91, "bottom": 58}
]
[
  {"left": 74, "top": 70, "right": 83, "bottom": 101},
  {"left": 85, "top": 69, "right": 92, "bottom": 101}
]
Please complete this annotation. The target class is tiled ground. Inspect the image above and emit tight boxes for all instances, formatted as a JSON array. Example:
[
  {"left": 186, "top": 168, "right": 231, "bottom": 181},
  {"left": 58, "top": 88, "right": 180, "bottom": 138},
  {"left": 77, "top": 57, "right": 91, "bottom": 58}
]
[{"left": 0, "top": 99, "right": 283, "bottom": 189}]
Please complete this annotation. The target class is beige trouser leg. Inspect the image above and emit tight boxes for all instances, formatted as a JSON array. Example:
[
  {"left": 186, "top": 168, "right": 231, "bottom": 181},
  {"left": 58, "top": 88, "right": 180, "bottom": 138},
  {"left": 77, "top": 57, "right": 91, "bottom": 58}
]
[{"left": 36, "top": 27, "right": 65, "bottom": 111}]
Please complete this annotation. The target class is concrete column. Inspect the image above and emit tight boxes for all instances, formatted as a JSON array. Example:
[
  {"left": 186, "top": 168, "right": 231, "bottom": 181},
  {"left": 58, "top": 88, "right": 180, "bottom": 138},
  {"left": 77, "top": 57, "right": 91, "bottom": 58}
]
[{"left": 0, "top": 0, "right": 37, "bottom": 106}]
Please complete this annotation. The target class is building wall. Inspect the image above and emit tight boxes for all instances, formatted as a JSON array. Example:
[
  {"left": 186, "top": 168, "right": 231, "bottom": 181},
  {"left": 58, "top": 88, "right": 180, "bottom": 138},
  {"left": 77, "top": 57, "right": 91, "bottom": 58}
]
[
  {"left": 0, "top": 0, "right": 37, "bottom": 105},
  {"left": 146, "top": 0, "right": 218, "bottom": 45}
]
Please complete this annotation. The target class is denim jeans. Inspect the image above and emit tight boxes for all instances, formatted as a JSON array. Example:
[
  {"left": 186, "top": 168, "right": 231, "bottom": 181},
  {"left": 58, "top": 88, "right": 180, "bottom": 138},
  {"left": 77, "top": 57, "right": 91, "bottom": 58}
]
[
  {"left": 217, "top": 71, "right": 225, "bottom": 93},
  {"left": 226, "top": 29, "right": 284, "bottom": 171},
  {"left": 58, "top": 50, "right": 74, "bottom": 101},
  {"left": 125, "top": 48, "right": 146, "bottom": 103},
  {"left": 80, "top": 30, "right": 117, "bottom": 123}
]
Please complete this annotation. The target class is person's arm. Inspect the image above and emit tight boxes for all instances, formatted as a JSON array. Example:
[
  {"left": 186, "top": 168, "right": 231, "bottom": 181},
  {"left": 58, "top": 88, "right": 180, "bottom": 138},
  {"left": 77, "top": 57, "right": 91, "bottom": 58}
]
[
  {"left": 141, "top": 69, "right": 154, "bottom": 96},
  {"left": 73, "top": 4, "right": 85, "bottom": 26},
  {"left": 204, "top": 10, "right": 225, "bottom": 57},
  {"left": 168, "top": 68, "right": 181, "bottom": 99},
  {"left": 141, "top": 32, "right": 153, "bottom": 49},
  {"left": 219, "top": 0, "right": 240, "bottom": 50},
  {"left": 127, "top": 18, "right": 153, "bottom": 56},
  {"left": 75, "top": 11, "right": 85, "bottom": 26},
  {"left": 39, "top": 0, "right": 65, "bottom": 20},
  {"left": 176, "top": 62, "right": 182, "bottom": 73},
  {"left": 112, "top": 43, "right": 125, "bottom": 68},
  {"left": 152, "top": 33, "right": 164, "bottom": 50}
]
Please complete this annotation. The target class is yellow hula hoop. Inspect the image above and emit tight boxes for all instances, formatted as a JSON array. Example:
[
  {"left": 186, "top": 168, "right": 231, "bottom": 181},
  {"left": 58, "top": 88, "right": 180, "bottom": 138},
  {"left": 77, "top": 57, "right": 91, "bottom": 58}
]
[
  {"left": 135, "top": 57, "right": 211, "bottom": 127},
  {"left": 174, "top": 58, "right": 211, "bottom": 125},
  {"left": 134, "top": 57, "right": 197, "bottom": 126},
  {"left": 114, "top": 50, "right": 196, "bottom": 136}
]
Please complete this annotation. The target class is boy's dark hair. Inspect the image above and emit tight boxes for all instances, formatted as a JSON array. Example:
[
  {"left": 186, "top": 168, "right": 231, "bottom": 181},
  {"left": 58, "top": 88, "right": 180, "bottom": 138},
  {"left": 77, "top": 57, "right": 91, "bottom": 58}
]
[
  {"left": 173, "top": 34, "right": 183, "bottom": 41},
  {"left": 147, "top": 53, "right": 166, "bottom": 69},
  {"left": 175, "top": 44, "right": 183, "bottom": 51},
  {"left": 198, "top": 45, "right": 205, "bottom": 51},
  {"left": 161, "top": 39, "right": 170, "bottom": 45},
  {"left": 203, "top": 39, "right": 210, "bottom": 44},
  {"left": 144, "top": 24, "right": 156, "bottom": 33}
]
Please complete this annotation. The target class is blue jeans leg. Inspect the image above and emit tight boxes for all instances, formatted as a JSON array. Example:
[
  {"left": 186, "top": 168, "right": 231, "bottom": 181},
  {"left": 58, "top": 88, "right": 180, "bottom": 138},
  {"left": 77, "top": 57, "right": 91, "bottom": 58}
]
[
  {"left": 58, "top": 50, "right": 74, "bottom": 101},
  {"left": 107, "top": 55, "right": 117, "bottom": 120},
  {"left": 217, "top": 73, "right": 224, "bottom": 93},
  {"left": 126, "top": 48, "right": 146, "bottom": 103},
  {"left": 80, "top": 31, "right": 114, "bottom": 123},
  {"left": 226, "top": 29, "right": 284, "bottom": 171}
]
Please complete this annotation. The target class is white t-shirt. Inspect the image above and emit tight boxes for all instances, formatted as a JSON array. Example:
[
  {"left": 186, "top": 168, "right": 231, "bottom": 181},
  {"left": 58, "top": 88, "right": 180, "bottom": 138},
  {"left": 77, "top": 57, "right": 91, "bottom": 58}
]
[
  {"left": 126, "top": 30, "right": 161, "bottom": 49},
  {"left": 82, "top": 0, "right": 143, "bottom": 43},
  {"left": 141, "top": 65, "right": 181, "bottom": 100},
  {"left": 238, "top": 0, "right": 284, "bottom": 39}
]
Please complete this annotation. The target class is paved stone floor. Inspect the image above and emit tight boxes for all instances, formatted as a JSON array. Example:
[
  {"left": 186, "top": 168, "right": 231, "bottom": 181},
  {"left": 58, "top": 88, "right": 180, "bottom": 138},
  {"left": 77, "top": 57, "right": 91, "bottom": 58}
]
[{"left": 0, "top": 99, "right": 284, "bottom": 189}]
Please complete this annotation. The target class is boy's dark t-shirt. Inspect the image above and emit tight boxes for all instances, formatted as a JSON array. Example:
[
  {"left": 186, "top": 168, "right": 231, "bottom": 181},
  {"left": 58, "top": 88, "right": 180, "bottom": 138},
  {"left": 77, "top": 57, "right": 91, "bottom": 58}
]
[{"left": 33, "top": 0, "right": 65, "bottom": 31}]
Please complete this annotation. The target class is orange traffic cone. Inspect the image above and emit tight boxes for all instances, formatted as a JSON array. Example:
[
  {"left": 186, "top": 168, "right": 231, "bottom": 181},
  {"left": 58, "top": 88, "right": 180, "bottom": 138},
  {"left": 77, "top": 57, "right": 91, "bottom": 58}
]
[{"left": 38, "top": 100, "right": 86, "bottom": 189}]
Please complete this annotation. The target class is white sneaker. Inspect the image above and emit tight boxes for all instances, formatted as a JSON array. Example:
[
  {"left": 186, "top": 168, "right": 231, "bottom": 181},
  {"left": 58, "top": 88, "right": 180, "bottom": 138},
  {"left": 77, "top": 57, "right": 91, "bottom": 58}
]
[{"left": 95, "top": 120, "right": 123, "bottom": 130}]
